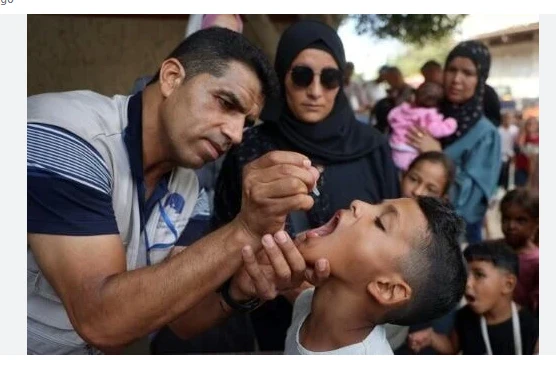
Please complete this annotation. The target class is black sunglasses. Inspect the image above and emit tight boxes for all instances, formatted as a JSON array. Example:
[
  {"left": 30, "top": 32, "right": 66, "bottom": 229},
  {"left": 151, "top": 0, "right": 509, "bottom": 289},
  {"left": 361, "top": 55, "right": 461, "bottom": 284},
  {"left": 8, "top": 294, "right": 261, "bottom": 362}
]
[{"left": 290, "top": 66, "right": 343, "bottom": 90}]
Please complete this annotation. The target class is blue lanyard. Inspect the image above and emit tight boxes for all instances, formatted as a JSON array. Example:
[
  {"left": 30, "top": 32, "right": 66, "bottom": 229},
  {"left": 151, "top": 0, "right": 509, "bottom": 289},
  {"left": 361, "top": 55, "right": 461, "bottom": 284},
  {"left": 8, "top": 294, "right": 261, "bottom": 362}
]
[{"left": 138, "top": 182, "right": 179, "bottom": 265}]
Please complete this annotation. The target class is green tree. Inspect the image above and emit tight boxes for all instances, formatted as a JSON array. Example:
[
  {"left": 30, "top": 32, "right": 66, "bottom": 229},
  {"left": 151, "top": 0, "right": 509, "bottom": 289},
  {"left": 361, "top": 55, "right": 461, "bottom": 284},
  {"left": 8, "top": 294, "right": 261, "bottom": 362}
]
[
  {"left": 351, "top": 14, "right": 466, "bottom": 45},
  {"left": 388, "top": 37, "right": 456, "bottom": 77}
]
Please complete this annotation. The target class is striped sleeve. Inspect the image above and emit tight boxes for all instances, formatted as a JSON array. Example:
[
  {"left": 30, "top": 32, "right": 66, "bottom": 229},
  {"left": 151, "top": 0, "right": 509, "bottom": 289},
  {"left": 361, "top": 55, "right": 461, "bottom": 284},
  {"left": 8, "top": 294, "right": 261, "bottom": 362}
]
[{"left": 27, "top": 123, "right": 119, "bottom": 235}]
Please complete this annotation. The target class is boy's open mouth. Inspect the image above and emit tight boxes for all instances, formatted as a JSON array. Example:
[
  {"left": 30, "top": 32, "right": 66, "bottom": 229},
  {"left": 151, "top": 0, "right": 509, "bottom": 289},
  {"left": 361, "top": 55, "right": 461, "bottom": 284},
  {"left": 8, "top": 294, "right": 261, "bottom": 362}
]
[{"left": 306, "top": 211, "right": 341, "bottom": 237}]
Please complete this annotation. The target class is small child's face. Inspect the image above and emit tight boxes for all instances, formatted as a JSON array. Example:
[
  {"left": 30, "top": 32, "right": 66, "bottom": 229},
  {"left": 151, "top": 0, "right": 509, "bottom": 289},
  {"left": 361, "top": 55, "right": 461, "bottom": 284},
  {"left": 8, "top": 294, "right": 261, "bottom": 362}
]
[
  {"left": 465, "top": 260, "right": 515, "bottom": 315},
  {"left": 296, "top": 198, "right": 427, "bottom": 285},
  {"left": 524, "top": 118, "right": 539, "bottom": 133},
  {"left": 501, "top": 204, "right": 538, "bottom": 248},
  {"left": 401, "top": 161, "right": 448, "bottom": 199}
]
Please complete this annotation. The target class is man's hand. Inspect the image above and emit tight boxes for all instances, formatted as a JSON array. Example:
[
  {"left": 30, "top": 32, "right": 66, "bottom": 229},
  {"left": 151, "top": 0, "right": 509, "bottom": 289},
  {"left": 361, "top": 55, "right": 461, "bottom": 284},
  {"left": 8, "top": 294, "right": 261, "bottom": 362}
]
[
  {"left": 230, "top": 230, "right": 331, "bottom": 304},
  {"left": 294, "top": 230, "right": 330, "bottom": 287},
  {"left": 237, "top": 151, "right": 320, "bottom": 238},
  {"left": 229, "top": 231, "right": 307, "bottom": 301}
]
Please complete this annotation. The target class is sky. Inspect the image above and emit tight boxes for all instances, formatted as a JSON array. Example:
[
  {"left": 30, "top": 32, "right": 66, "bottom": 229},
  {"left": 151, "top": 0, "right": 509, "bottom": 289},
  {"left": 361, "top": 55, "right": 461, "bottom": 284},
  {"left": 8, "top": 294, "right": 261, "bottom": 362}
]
[{"left": 338, "top": 14, "right": 540, "bottom": 80}]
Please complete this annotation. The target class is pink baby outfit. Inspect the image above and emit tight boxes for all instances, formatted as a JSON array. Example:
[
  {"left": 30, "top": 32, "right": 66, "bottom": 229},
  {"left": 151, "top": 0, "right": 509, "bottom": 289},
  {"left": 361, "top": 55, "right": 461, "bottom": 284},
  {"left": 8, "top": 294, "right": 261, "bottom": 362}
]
[{"left": 388, "top": 102, "right": 457, "bottom": 170}]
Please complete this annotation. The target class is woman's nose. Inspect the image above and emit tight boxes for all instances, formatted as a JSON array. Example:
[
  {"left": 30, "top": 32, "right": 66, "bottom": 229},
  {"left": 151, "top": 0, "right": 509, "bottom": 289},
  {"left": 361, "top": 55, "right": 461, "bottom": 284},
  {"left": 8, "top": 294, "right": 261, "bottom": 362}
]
[{"left": 306, "top": 75, "right": 323, "bottom": 98}]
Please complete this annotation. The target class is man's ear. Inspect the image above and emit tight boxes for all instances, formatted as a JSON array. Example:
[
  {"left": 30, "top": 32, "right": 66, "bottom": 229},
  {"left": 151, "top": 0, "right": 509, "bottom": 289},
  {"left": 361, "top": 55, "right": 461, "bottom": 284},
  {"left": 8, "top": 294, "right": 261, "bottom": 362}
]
[
  {"left": 158, "top": 58, "right": 186, "bottom": 98},
  {"left": 502, "top": 273, "right": 517, "bottom": 295},
  {"left": 367, "top": 275, "right": 412, "bottom": 307}
]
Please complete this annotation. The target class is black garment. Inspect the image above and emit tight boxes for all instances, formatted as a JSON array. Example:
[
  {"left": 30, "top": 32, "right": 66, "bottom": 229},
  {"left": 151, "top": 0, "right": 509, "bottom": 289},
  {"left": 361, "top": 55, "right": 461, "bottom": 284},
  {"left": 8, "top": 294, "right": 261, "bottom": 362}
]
[
  {"left": 150, "top": 316, "right": 256, "bottom": 354},
  {"left": 262, "top": 20, "right": 385, "bottom": 165},
  {"left": 440, "top": 40, "right": 492, "bottom": 147},
  {"left": 498, "top": 160, "right": 511, "bottom": 190},
  {"left": 455, "top": 305, "right": 538, "bottom": 355},
  {"left": 212, "top": 122, "right": 401, "bottom": 351},
  {"left": 484, "top": 84, "right": 502, "bottom": 127},
  {"left": 372, "top": 97, "right": 395, "bottom": 134}
]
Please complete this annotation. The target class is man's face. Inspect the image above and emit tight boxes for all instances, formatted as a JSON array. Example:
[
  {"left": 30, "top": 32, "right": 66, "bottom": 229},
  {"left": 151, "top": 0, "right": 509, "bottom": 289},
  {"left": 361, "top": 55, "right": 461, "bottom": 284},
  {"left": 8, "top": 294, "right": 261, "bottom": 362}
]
[
  {"left": 297, "top": 198, "right": 428, "bottom": 286},
  {"left": 422, "top": 66, "right": 443, "bottom": 84},
  {"left": 160, "top": 60, "right": 263, "bottom": 168},
  {"left": 465, "top": 260, "right": 514, "bottom": 315}
]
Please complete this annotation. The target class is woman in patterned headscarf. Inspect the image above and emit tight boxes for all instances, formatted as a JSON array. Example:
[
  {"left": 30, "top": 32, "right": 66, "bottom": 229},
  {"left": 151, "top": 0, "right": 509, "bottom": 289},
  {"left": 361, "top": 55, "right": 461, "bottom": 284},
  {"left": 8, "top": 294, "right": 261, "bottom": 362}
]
[{"left": 407, "top": 40, "right": 501, "bottom": 245}]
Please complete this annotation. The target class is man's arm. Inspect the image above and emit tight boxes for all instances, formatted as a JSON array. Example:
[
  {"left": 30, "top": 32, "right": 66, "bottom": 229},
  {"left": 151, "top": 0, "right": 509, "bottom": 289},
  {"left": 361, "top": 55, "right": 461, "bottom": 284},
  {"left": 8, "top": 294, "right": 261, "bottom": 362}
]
[
  {"left": 28, "top": 218, "right": 253, "bottom": 352},
  {"left": 29, "top": 151, "right": 319, "bottom": 352},
  {"left": 168, "top": 229, "right": 318, "bottom": 339}
]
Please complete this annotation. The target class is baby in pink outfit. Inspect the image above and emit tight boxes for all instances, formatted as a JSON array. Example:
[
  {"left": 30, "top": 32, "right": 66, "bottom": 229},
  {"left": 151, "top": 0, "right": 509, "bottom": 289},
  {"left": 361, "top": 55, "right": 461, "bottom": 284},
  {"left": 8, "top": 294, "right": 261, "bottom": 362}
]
[{"left": 388, "top": 82, "right": 457, "bottom": 171}]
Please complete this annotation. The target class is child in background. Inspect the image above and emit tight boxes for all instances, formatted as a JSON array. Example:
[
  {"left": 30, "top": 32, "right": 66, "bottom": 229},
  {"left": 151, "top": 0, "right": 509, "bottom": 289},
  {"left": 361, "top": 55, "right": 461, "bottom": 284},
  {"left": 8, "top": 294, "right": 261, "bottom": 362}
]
[
  {"left": 500, "top": 188, "right": 539, "bottom": 313},
  {"left": 497, "top": 111, "right": 519, "bottom": 191},
  {"left": 408, "top": 242, "right": 539, "bottom": 354},
  {"left": 388, "top": 82, "right": 457, "bottom": 171},
  {"left": 400, "top": 151, "right": 455, "bottom": 200},
  {"left": 514, "top": 117, "right": 539, "bottom": 187}
]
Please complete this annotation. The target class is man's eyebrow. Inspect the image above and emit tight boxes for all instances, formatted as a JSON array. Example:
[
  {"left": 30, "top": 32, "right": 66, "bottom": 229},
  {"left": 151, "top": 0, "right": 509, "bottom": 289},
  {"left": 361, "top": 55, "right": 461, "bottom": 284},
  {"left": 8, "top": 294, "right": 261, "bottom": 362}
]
[{"left": 218, "top": 90, "right": 247, "bottom": 114}]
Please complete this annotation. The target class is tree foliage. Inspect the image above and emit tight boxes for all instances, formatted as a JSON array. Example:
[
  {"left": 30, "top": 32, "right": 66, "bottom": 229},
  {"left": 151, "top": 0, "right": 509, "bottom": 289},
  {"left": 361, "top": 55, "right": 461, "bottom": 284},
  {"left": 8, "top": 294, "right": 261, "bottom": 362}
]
[
  {"left": 351, "top": 14, "right": 466, "bottom": 45},
  {"left": 389, "top": 37, "right": 456, "bottom": 77}
]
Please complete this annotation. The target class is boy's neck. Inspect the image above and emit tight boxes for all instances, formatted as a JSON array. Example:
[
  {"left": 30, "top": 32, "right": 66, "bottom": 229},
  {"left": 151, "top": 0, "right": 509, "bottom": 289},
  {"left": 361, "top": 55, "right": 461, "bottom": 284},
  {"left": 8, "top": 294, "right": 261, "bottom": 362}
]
[
  {"left": 300, "top": 281, "right": 378, "bottom": 352},
  {"left": 483, "top": 297, "right": 513, "bottom": 325}
]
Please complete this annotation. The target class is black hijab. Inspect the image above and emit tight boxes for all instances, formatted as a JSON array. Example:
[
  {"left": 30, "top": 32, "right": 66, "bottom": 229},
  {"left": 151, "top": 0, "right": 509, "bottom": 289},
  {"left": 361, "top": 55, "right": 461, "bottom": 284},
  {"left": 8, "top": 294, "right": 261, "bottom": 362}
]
[
  {"left": 440, "top": 40, "right": 491, "bottom": 147},
  {"left": 261, "top": 20, "right": 383, "bottom": 164}
]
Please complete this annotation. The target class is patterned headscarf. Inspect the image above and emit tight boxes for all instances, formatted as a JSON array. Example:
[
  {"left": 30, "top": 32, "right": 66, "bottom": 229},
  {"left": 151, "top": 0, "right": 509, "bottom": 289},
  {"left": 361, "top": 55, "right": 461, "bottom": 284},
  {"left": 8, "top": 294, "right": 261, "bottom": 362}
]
[{"left": 440, "top": 40, "right": 491, "bottom": 147}]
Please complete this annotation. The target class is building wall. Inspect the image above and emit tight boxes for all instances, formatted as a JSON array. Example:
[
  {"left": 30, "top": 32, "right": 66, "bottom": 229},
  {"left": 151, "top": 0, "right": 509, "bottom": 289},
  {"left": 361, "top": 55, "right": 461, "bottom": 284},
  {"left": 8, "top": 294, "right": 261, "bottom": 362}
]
[
  {"left": 28, "top": 15, "right": 187, "bottom": 96},
  {"left": 487, "top": 37, "right": 539, "bottom": 99},
  {"left": 27, "top": 14, "right": 344, "bottom": 97}
]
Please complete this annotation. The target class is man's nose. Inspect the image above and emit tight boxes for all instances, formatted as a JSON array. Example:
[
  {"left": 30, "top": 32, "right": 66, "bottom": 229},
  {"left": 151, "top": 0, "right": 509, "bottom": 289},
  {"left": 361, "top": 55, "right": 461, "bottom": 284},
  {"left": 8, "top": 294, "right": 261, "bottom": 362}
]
[{"left": 222, "top": 116, "right": 245, "bottom": 146}]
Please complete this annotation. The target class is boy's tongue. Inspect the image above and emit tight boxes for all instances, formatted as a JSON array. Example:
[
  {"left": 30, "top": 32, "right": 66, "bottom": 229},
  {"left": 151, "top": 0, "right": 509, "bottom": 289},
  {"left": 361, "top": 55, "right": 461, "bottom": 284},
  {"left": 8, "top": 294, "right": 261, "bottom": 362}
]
[{"left": 306, "top": 213, "right": 339, "bottom": 238}]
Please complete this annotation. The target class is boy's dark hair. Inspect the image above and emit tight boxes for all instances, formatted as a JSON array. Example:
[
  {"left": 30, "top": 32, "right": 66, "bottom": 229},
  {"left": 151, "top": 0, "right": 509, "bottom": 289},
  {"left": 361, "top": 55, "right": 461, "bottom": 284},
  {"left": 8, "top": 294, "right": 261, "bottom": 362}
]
[
  {"left": 421, "top": 60, "right": 442, "bottom": 72},
  {"left": 500, "top": 188, "right": 539, "bottom": 220},
  {"left": 406, "top": 152, "right": 456, "bottom": 195},
  {"left": 383, "top": 196, "right": 467, "bottom": 326},
  {"left": 148, "top": 27, "right": 279, "bottom": 100},
  {"left": 464, "top": 240, "right": 519, "bottom": 277}
]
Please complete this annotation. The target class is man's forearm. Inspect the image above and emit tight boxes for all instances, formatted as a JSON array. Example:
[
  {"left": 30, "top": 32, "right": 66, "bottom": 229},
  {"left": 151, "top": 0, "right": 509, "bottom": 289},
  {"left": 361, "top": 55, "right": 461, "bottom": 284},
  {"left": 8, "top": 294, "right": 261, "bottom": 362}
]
[
  {"left": 73, "top": 219, "right": 256, "bottom": 350},
  {"left": 168, "top": 290, "right": 235, "bottom": 340}
]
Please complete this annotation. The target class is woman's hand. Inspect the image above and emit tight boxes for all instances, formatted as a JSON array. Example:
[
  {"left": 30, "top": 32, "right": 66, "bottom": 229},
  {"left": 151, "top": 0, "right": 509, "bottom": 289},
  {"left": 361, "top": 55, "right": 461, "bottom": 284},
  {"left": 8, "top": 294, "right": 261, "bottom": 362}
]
[{"left": 406, "top": 126, "right": 442, "bottom": 153}]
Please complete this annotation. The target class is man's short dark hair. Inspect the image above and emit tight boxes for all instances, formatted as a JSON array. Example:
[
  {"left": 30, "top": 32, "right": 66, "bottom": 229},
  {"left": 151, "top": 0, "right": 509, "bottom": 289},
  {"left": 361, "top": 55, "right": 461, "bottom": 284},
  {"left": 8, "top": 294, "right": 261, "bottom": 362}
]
[
  {"left": 149, "top": 27, "right": 279, "bottom": 100},
  {"left": 383, "top": 196, "right": 467, "bottom": 326},
  {"left": 421, "top": 60, "right": 442, "bottom": 72},
  {"left": 464, "top": 240, "right": 519, "bottom": 277},
  {"left": 387, "top": 66, "right": 402, "bottom": 76}
]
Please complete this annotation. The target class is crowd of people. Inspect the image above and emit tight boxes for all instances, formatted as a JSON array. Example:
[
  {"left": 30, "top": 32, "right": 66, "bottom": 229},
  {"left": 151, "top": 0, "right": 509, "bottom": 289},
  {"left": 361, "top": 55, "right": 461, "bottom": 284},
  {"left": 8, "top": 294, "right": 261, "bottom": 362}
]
[{"left": 27, "top": 15, "right": 539, "bottom": 355}]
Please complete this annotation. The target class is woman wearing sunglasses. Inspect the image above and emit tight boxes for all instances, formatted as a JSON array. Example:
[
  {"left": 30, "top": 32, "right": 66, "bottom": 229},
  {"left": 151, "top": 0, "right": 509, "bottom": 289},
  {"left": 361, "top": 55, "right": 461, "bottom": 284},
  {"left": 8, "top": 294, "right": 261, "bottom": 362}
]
[{"left": 211, "top": 20, "right": 400, "bottom": 353}]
